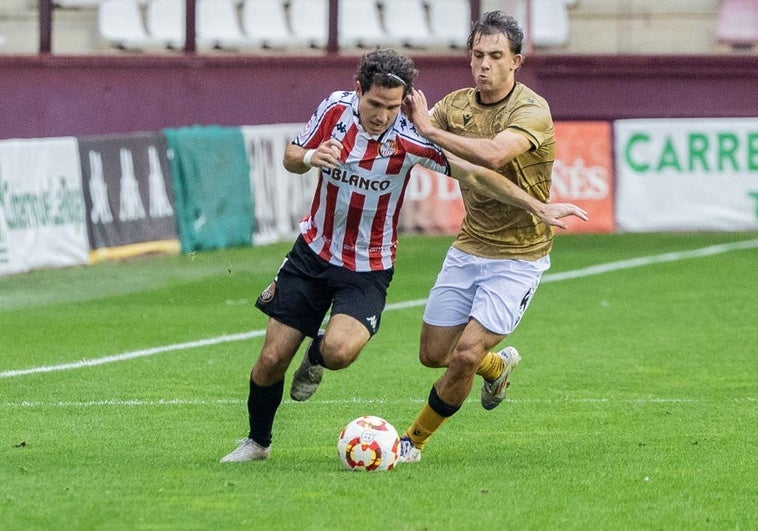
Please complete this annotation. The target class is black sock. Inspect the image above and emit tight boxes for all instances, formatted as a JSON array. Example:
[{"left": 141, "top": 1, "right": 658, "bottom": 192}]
[
  {"left": 247, "top": 378, "right": 284, "bottom": 448},
  {"left": 428, "top": 385, "right": 461, "bottom": 418},
  {"left": 306, "top": 334, "right": 326, "bottom": 367}
]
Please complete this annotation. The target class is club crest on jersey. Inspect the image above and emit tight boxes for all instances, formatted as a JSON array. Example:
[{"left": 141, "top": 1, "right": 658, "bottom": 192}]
[
  {"left": 259, "top": 282, "right": 276, "bottom": 304},
  {"left": 379, "top": 140, "right": 398, "bottom": 157}
]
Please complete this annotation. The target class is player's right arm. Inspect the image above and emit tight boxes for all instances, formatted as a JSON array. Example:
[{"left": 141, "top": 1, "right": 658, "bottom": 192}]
[{"left": 284, "top": 139, "right": 343, "bottom": 174}]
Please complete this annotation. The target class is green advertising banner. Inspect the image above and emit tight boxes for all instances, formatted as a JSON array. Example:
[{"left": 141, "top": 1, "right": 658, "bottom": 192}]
[
  {"left": 615, "top": 118, "right": 758, "bottom": 231},
  {"left": 164, "top": 126, "right": 253, "bottom": 253}
]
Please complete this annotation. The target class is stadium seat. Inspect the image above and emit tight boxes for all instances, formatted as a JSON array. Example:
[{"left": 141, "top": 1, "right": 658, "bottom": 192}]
[
  {"left": 381, "top": 0, "right": 436, "bottom": 48},
  {"left": 241, "top": 0, "right": 310, "bottom": 48},
  {"left": 531, "top": 0, "right": 573, "bottom": 47},
  {"left": 55, "top": 0, "right": 108, "bottom": 7},
  {"left": 98, "top": 0, "right": 159, "bottom": 50},
  {"left": 338, "top": 0, "right": 389, "bottom": 48},
  {"left": 716, "top": 0, "right": 758, "bottom": 48},
  {"left": 197, "top": 0, "right": 251, "bottom": 49},
  {"left": 502, "top": 0, "right": 573, "bottom": 48},
  {"left": 426, "top": 0, "right": 471, "bottom": 48},
  {"left": 146, "top": 0, "right": 185, "bottom": 49},
  {"left": 289, "top": 0, "right": 328, "bottom": 48}
]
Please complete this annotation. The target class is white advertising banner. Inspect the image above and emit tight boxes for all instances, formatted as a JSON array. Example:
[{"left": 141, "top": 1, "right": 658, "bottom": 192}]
[
  {"left": 615, "top": 118, "right": 758, "bottom": 231},
  {"left": 0, "top": 138, "right": 88, "bottom": 276},
  {"left": 241, "top": 124, "right": 314, "bottom": 245}
]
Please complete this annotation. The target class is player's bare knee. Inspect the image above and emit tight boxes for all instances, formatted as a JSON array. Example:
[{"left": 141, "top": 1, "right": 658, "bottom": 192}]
[
  {"left": 448, "top": 347, "right": 482, "bottom": 375},
  {"left": 256, "top": 351, "right": 287, "bottom": 375},
  {"left": 419, "top": 347, "right": 445, "bottom": 368},
  {"left": 320, "top": 341, "right": 360, "bottom": 370},
  {"left": 252, "top": 356, "right": 289, "bottom": 385}
]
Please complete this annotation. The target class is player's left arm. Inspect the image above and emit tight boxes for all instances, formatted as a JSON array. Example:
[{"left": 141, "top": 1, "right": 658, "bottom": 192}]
[
  {"left": 405, "top": 88, "right": 530, "bottom": 170},
  {"left": 447, "top": 152, "right": 588, "bottom": 229}
]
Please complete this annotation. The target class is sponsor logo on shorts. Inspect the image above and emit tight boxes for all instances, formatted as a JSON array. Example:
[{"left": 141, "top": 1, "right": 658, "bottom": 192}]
[
  {"left": 259, "top": 282, "right": 276, "bottom": 304},
  {"left": 519, "top": 288, "right": 533, "bottom": 312},
  {"left": 366, "top": 315, "right": 378, "bottom": 333}
]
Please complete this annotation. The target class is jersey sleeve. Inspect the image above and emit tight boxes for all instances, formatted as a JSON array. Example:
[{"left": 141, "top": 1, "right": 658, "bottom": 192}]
[
  {"left": 429, "top": 98, "right": 449, "bottom": 131},
  {"left": 507, "top": 100, "right": 553, "bottom": 150},
  {"left": 422, "top": 144, "right": 451, "bottom": 176},
  {"left": 292, "top": 91, "right": 348, "bottom": 149}
]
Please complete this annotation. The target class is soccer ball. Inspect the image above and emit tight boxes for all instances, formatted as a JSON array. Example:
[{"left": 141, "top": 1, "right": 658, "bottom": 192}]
[{"left": 337, "top": 415, "right": 400, "bottom": 471}]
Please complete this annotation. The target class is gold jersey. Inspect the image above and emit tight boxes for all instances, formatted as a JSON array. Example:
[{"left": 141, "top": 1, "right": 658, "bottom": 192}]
[{"left": 431, "top": 83, "right": 555, "bottom": 260}]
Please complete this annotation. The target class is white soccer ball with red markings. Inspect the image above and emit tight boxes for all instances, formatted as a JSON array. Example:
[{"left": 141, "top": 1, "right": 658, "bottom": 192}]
[{"left": 337, "top": 415, "right": 400, "bottom": 471}]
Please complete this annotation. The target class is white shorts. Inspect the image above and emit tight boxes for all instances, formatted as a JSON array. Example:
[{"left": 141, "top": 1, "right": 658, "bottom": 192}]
[{"left": 423, "top": 246, "right": 551, "bottom": 335}]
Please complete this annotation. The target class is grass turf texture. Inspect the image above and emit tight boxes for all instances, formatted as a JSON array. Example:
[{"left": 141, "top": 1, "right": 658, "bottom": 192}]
[{"left": 1, "top": 232, "right": 756, "bottom": 530}]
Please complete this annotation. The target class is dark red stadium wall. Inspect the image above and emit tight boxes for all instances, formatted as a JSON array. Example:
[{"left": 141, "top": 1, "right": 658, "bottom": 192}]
[
  {"left": 0, "top": 54, "right": 756, "bottom": 140},
  {"left": 530, "top": 55, "right": 758, "bottom": 121}
]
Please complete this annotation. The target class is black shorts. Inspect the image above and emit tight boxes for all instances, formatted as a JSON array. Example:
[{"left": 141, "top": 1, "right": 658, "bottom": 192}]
[{"left": 255, "top": 236, "right": 394, "bottom": 338}]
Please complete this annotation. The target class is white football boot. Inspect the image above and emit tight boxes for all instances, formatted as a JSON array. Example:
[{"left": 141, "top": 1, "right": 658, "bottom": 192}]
[
  {"left": 219, "top": 438, "right": 271, "bottom": 462},
  {"left": 397, "top": 437, "right": 421, "bottom": 463},
  {"left": 481, "top": 346, "right": 521, "bottom": 410}
]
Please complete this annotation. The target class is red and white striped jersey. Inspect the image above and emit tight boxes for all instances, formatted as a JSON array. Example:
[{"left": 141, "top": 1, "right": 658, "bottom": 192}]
[{"left": 293, "top": 90, "right": 449, "bottom": 271}]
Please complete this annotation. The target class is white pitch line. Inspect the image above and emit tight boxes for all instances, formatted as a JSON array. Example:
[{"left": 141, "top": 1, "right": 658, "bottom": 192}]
[
  {"left": 2, "top": 238, "right": 756, "bottom": 379},
  {"left": 0, "top": 330, "right": 265, "bottom": 378},
  {"left": 541, "top": 238, "right": 758, "bottom": 283},
  {"left": 4, "top": 396, "right": 731, "bottom": 409}
]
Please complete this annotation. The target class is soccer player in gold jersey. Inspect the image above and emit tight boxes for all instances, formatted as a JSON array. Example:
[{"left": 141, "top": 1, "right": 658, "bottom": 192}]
[{"left": 398, "top": 10, "right": 588, "bottom": 462}]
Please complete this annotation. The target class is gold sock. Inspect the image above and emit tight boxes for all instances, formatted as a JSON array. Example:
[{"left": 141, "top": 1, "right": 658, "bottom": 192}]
[
  {"left": 476, "top": 351, "right": 503, "bottom": 381},
  {"left": 405, "top": 403, "right": 447, "bottom": 450}
]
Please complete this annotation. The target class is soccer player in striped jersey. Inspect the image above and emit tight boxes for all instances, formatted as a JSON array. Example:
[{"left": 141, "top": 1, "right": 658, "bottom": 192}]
[
  {"left": 220, "top": 49, "right": 449, "bottom": 462},
  {"left": 397, "top": 11, "right": 589, "bottom": 463}
]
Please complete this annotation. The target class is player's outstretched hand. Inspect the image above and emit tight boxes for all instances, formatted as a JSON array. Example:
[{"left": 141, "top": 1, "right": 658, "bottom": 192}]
[{"left": 534, "top": 203, "right": 589, "bottom": 229}]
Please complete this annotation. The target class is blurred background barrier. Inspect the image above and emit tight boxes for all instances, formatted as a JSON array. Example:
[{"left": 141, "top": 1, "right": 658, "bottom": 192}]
[
  {"left": 614, "top": 118, "right": 758, "bottom": 232},
  {"left": 1, "top": 116, "right": 756, "bottom": 277},
  {"left": 78, "top": 131, "right": 179, "bottom": 262},
  {"left": 0, "top": 137, "right": 89, "bottom": 276},
  {"left": 550, "top": 121, "right": 615, "bottom": 234},
  {"left": 399, "top": 166, "right": 467, "bottom": 235},
  {"left": 164, "top": 125, "right": 253, "bottom": 253},
  {"left": 241, "top": 124, "right": 313, "bottom": 246}
]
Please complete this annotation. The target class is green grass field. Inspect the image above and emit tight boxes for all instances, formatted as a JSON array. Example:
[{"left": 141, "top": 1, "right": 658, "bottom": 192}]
[{"left": 2, "top": 232, "right": 756, "bottom": 530}]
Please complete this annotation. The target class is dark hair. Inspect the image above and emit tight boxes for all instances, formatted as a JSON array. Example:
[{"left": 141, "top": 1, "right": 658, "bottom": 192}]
[
  {"left": 467, "top": 10, "right": 524, "bottom": 55},
  {"left": 355, "top": 48, "right": 417, "bottom": 97}
]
